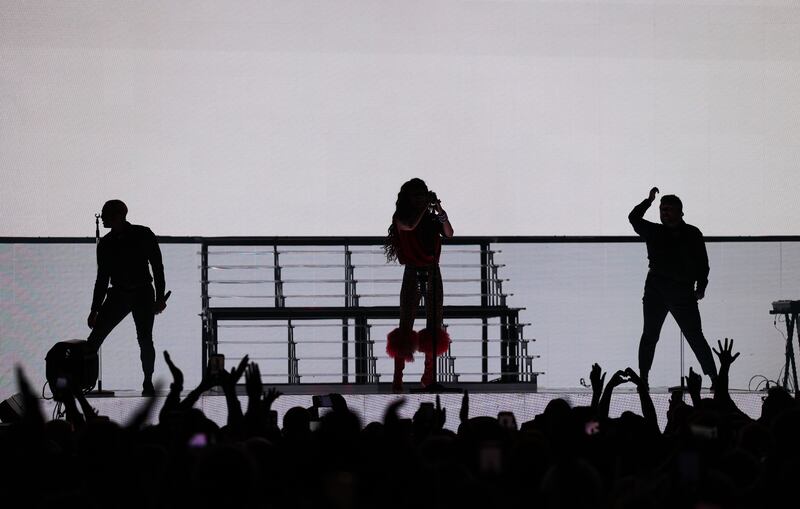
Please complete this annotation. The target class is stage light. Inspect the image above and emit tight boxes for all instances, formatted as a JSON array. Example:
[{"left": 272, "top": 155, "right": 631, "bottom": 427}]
[
  {"left": 45, "top": 340, "right": 99, "bottom": 397},
  {"left": 0, "top": 393, "right": 24, "bottom": 423}
]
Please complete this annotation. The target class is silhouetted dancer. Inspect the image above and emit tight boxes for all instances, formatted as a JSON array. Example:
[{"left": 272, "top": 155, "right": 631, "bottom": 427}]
[
  {"left": 384, "top": 178, "right": 454, "bottom": 392},
  {"left": 86, "top": 200, "right": 169, "bottom": 396},
  {"left": 629, "top": 187, "right": 718, "bottom": 389}
]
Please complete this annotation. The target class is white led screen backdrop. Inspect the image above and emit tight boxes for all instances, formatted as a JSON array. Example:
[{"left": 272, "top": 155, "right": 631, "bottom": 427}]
[
  {"left": 1, "top": 240, "right": 798, "bottom": 398},
  {"left": 2, "top": 1, "right": 800, "bottom": 400},
  {"left": 2, "top": 0, "right": 799, "bottom": 237}
]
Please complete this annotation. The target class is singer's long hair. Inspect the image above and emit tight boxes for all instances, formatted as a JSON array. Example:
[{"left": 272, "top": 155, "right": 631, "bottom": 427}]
[{"left": 384, "top": 178, "right": 428, "bottom": 262}]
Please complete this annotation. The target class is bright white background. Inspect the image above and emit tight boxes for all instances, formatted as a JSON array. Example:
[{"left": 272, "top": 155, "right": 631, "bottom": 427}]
[
  {"left": 2, "top": 0, "right": 799, "bottom": 237},
  {"left": 2, "top": 1, "right": 800, "bottom": 403}
]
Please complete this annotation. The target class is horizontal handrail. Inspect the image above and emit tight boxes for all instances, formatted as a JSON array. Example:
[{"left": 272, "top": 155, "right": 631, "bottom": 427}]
[
  {"left": 209, "top": 292, "right": 512, "bottom": 299},
  {"left": 353, "top": 263, "right": 506, "bottom": 268},
  {"left": 205, "top": 263, "right": 505, "bottom": 269},
  {"left": 251, "top": 356, "right": 378, "bottom": 361},
  {"left": 348, "top": 249, "right": 500, "bottom": 254},
  {"left": 243, "top": 354, "right": 540, "bottom": 361},
  {"left": 252, "top": 371, "right": 543, "bottom": 378},
  {"left": 217, "top": 338, "right": 533, "bottom": 345},
  {"left": 208, "top": 265, "right": 276, "bottom": 269},
  {"left": 6, "top": 235, "right": 800, "bottom": 244},
  {"left": 207, "top": 279, "right": 342, "bottom": 284},
  {"left": 203, "top": 248, "right": 500, "bottom": 255},
  {"left": 207, "top": 305, "right": 526, "bottom": 320},
  {"left": 203, "top": 277, "right": 508, "bottom": 284},
  {"left": 217, "top": 321, "right": 532, "bottom": 328}
]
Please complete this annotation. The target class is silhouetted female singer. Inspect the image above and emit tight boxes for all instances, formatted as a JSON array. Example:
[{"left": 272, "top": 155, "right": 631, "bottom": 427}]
[{"left": 384, "top": 178, "right": 454, "bottom": 392}]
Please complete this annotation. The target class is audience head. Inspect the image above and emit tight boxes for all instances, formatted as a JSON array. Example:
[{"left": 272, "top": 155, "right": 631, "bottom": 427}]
[
  {"left": 759, "top": 385, "right": 795, "bottom": 425},
  {"left": 4, "top": 353, "right": 778, "bottom": 509},
  {"left": 283, "top": 406, "right": 311, "bottom": 438}
]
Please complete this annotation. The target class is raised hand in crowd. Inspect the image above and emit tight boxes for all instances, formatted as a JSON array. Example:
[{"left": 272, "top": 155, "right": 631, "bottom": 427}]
[
  {"left": 664, "top": 387, "right": 688, "bottom": 436},
  {"left": 244, "top": 361, "right": 267, "bottom": 436},
  {"left": 219, "top": 355, "right": 249, "bottom": 433},
  {"left": 684, "top": 366, "right": 702, "bottom": 406},
  {"left": 598, "top": 369, "right": 628, "bottom": 419},
  {"left": 713, "top": 337, "right": 740, "bottom": 368},
  {"left": 8, "top": 345, "right": 782, "bottom": 509},
  {"left": 624, "top": 366, "right": 645, "bottom": 389},
  {"left": 412, "top": 398, "right": 443, "bottom": 438},
  {"left": 459, "top": 390, "right": 470, "bottom": 424},
  {"left": 263, "top": 387, "right": 283, "bottom": 438},
  {"left": 608, "top": 369, "right": 628, "bottom": 389},
  {"left": 179, "top": 359, "right": 220, "bottom": 411},
  {"left": 383, "top": 397, "right": 406, "bottom": 430},
  {"left": 434, "top": 394, "right": 446, "bottom": 430},
  {"left": 245, "top": 362, "right": 263, "bottom": 407},
  {"left": 220, "top": 354, "right": 249, "bottom": 392},
  {"left": 263, "top": 386, "right": 280, "bottom": 407},
  {"left": 163, "top": 350, "right": 184, "bottom": 388},
  {"left": 329, "top": 393, "right": 348, "bottom": 414},
  {"left": 625, "top": 367, "right": 658, "bottom": 433},
  {"left": 126, "top": 380, "right": 163, "bottom": 431},
  {"left": 160, "top": 350, "right": 184, "bottom": 422},
  {"left": 590, "top": 363, "right": 606, "bottom": 410},
  {"left": 712, "top": 337, "right": 739, "bottom": 406}
]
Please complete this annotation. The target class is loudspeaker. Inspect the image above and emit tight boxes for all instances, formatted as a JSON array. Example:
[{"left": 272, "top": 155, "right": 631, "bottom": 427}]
[
  {"left": 45, "top": 340, "right": 99, "bottom": 396},
  {"left": 0, "top": 393, "right": 24, "bottom": 423}
]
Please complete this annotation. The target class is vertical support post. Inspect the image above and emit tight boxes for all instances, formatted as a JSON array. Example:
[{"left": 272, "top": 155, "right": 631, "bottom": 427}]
[
  {"left": 500, "top": 314, "right": 509, "bottom": 382},
  {"left": 440, "top": 324, "right": 454, "bottom": 382},
  {"left": 480, "top": 241, "right": 490, "bottom": 382},
  {"left": 287, "top": 320, "right": 297, "bottom": 384},
  {"left": 481, "top": 318, "right": 489, "bottom": 383},
  {"left": 273, "top": 245, "right": 284, "bottom": 308},
  {"left": 508, "top": 311, "right": 520, "bottom": 382},
  {"left": 208, "top": 315, "right": 218, "bottom": 376},
  {"left": 366, "top": 324, "right": 377, "bottom": 384},
  {"left": 343, "top": 244, "right": 352, "bottom": 383},
  {"left": 487, "top": 249, "right": 495, "bottom": 306},
  {"left": 498, "top": 282, "right": 506, "bottom": 307},
  {"left": 201, "top": 242, "right": 210, "bottom": 375},
  {"left": 344, "top": 244, "right": 352, "bottom": 307},
  {"left": 355, "top": 314, "right": 368, "bottom": 384},
  {"left": 490, "top": 253, "right": 506, "bottom": 307},
  {"left": 342, "top": 319, "right": 349, "bottom": 384},
  {"left": 518, "top": 324, "right": 533, "bottom": 382}
]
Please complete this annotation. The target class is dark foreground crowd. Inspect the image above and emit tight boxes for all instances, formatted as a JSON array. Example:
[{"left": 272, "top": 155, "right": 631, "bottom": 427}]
[{"left": 1, "top": 338, "right": 799, "bottom": 509}]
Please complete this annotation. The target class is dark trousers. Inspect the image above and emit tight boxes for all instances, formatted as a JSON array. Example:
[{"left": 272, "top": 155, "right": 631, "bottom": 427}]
[
  {"left": 87, "top": 285, "right": 156, "bottom": 382},
  {"left": 399, "top": 265, "right": 443, "bottom": 333},
  {"left": 639, "top": 274, "right": 717, "bottom": 378}
]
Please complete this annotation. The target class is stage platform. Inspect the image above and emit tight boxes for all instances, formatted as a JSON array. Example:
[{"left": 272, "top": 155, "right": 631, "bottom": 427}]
[{"left": 39, "top": 384, "right": 768, "bottom": 432}]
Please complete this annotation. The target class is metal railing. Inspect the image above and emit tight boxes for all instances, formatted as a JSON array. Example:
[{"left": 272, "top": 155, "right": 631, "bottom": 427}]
[
  {"left": 200, "top": 237, "right": 540, "bottom": 385},
  {"left": 4, "top": 234, "right": 798, "bottom": 392}
]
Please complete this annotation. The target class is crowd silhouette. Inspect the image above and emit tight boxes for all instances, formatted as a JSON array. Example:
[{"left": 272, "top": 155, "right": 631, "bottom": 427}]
[{"left": 2, "top": 339, "right": 798, "bottom": 509}]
